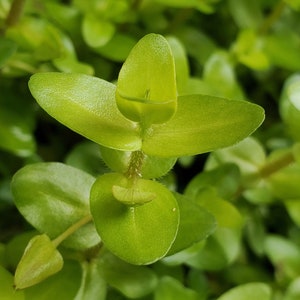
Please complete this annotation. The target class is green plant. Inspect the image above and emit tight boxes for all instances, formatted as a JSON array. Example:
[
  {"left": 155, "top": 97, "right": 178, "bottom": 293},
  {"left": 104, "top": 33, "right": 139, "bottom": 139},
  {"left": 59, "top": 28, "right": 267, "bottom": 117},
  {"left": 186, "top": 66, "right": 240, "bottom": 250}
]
[
  {"left": 10, "top": 32, "right": 264, "bottom": 293},
  {"left": 2, "top": 1, "right": 300, "bottom": 300}
]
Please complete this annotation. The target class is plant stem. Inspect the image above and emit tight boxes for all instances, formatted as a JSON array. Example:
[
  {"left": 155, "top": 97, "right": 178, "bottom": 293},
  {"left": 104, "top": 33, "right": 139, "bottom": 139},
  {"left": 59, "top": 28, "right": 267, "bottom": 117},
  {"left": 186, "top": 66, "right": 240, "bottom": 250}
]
[
  {"left": 125, "top": 150, "right": 145, "bottom": 180},
  {"left": 259, "top": 0, "right": 286, "bottom": 35},
  {"left": 52, "top": 214, "right": 93, "bottom": 248},
  {"left": 259, "top": 150, "right": 295, "bottom": 178},
  {"left": 5, "top": 0, "right": 26, "bottom": 27}
]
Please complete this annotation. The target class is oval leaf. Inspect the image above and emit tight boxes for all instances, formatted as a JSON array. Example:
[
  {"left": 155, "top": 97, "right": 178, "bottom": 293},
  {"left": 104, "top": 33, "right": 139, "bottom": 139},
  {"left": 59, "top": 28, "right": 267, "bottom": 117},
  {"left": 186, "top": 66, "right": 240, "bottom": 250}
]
[
  {"left": 116, "top": 33, "right": 177, "bottom": 125},
  {"left": 142, "top": 94, "right": 265, "bottom": 157},
  {"left": 14, "top": 234, "right": 63, "bottom": 289},
  {"left": 28, "top": 72, "right": 141, "bottom": 151},
  {"left": 90, "top": 173, "right": 179, "bottom": 265},
  {"left": 11, "top": 162, "right": 99, "bottom": 250},
  {"left": 217, "top": 282, "right": 271, "bottom": 300}
]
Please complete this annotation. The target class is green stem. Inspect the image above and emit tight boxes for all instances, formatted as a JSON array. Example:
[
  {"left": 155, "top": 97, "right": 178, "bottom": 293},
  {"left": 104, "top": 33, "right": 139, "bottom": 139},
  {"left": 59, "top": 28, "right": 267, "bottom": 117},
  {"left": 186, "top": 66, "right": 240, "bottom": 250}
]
[
  {"left": 52, "top": 214, "right": 93, "bottom": 248},
  {"left": 258, "top": 0, "right": 286, "bottom": 35},
  {"left": 5, "top": 0, "right": 26, "bottom": 27},
  {"left": 259, "top": 150, "right": 295, "bottom": 178},
  {"left": 125, "top": 150, "right": 145, "bottom": 181}
]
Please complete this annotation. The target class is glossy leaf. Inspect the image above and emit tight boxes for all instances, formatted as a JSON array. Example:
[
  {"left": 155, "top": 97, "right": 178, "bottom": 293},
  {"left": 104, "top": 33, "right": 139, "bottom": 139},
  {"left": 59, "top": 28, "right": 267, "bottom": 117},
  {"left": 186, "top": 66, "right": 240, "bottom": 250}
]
[
  {"left": 74, "top": 261, "right": 106, "bottom": 300},
  {"left": 99, "top": 251, "right": 158, "bottom": 298},
  {"left": 279, "top": 74, "right": 300, "bottom": 141},
  {"left": 90, "top": 173, "right": 179, "bottom": 264},
  {"left": 116, "top": 33, "right": 177, "bottom": 125},
  {"left": 100, "top": 146, "right": 177, "bottom": 179},
  {"left": 205, "top": 137, "right": 266, "bottom": 180},
  {"left": 185, "top": 163, "right": 240, "bottom": 200},
  {"left": 216, "top": 282, "right": 271, "bottom": 300},
  {"left": 14, "top": 234, "right": 63, "bottom": 289},
  {"left": 264, "top": 235, "right": 300, "bottom": 280},
  {"left": 82, "top": 14, "right": 115, "bottom": 48},
  {"left": 24, "top": 260, "right": 81, "bottom": 300},
  {"left": 154, "top": 276, "right": 199, "bottom": 300},
  {"left": 142, "top": 95, "right": 264, "bottom": 157},
  {"left": 28, "top": 72, "right": 141, "bottom": 151},
  {"left": 11, "top": 162, "right": 99, "bottom": 250},
  {"left": 186, "top": 228, "right": 241, "bottom": 270},
  {"left": 0, "top": 265, "right": 24, "bottom": 300},
  {"left": 0, "top": 37, "right": 17, "bottom": 68},
  {"left": 167, "top": 193, "right": 216, "bottom": 255}
]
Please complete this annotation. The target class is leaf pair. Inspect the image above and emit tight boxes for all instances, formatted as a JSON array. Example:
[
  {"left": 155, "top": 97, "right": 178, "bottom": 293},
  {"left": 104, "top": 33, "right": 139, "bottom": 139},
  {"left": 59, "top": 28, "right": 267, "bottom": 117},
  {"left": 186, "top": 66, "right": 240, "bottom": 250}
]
[{"left": 28, "top": 33, "right": 265, "bottom": 158}]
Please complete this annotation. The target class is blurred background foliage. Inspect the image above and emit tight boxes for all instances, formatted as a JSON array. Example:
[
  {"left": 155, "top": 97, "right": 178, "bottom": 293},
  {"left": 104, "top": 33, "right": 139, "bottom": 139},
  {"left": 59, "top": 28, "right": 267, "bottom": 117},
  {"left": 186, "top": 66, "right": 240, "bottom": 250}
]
[{"left": 1, "top": 0, "right": 300, "bottom": 299}]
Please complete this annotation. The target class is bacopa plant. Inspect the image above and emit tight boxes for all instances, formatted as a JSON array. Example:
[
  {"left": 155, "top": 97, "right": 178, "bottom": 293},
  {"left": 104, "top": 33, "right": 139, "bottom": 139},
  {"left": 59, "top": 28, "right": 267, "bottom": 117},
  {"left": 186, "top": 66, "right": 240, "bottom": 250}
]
[{"left": 9, "top": 33, "right": 264, "bottom": 294}]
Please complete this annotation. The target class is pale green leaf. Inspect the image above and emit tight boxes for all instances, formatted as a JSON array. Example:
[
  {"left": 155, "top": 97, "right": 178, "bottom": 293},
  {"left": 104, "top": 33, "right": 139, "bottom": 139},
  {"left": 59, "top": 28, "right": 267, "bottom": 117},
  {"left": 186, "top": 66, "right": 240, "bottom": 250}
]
[
  {"left": 14, "top": 234, "right": 63, "bottom": 289},
  {"left": 142, "top": 95, "right": 264, "bottom": 157},
  {"left": 28, "top": 72, "right": 141, "bottom": 151},
  {"left": 216, "top": 282, "right": 271, "bottom": 300},
  {"left": 90, "top": 173, "right": 179, "bottom": 265},
  {"left": 0, "top": 265, "right": 24, "bottom": 299},
  {"left": 116, "top": 33, "right": 177, "bottom": 125},
  {"left": 11, "top": 162, "right": 99, "bottom": 250}
]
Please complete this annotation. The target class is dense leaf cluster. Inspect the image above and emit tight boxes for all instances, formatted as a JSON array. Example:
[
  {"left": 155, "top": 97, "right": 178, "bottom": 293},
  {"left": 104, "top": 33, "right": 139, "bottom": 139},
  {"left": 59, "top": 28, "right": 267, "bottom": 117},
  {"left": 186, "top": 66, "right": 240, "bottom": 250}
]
[{"left": 1, "top": 0, "right": 300, "bottom": 299}]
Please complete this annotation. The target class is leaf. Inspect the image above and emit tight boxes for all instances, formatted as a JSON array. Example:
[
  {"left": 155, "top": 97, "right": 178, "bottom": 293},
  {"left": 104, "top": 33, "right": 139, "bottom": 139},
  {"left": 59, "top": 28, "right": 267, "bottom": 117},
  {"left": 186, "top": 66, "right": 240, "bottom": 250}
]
[
  {"left": 11, "top": 162, "right": 99, "bottom": 250},
  {"left": 264, "top": 235, "right": 300, "bottom": 280},
  {"left": 100, "top": 146, "right": 177, "bottom": 179},
  {"left": 0, "top": 37, "right": 17, "bottom": 68},
  {"left": 0, "top": 265, "right": 24, "bottom": 300},
  {"left": 167, "top": 193, "right": 216, "bottom": 255},
  {"left": 116, "top": 33, "right": 177, "bottom": 125},
  {"left": 14, "top": 234, "right": 63, "bottom": 289},
  {"left": 185, "top": 163, "right": 240, "bottom": 199},
  {"left": 74, "top": 261, "right": 106, "bottom": 300},
  {"left": 216, "top": 282, "right": 271, "bottom": 300},
  {"left": 90, "top": 173, "right": 179, "bottom": 265},
  {"left": 154, "top": 276, "right": 199, "bottom": 300},
  {"left": 284, "top": 199, "right": 300, "bottom": 226},
  {"left": 99, "top": 251, "right": 158, "bottom": 298},
  {"left": 205, "top": 137, "right": 266, "bottom": 180},
  {"left": 280, "top": 74, "right": 300, "bottom": 141},
  {"left": 142, "top": 95, "right": 264, "bottom": 157},
  {"left": 82, "top": 14, "right": 115, "bottom": 48},
  {"left": 28, "top": 72, "right": 141, "bottom": 151},
  {"left": 24, "top": 260, "right": 81, "bottom": 300}
]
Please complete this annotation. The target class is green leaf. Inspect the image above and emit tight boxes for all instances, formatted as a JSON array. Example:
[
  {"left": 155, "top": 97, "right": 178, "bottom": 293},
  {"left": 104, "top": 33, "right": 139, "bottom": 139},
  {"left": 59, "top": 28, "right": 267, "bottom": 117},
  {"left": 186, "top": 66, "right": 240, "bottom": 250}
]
[
  {"left": 284, "top": 199, "right": 300, "bottom": 226},
  {"left": 284, "top": 278, "right": 300, "bottom": 300},
  {"left": 166, "top": 36, "right": 189, "bottom": 94},
  {"left": 116, "top": 33, "right": 177, "bottom": 125},
  {"left": 0, "top": 37, "right": 17, "bottom": 68},
  {"left": 90, "top": 173, "right": 179, "bottom": 265},
  {"left": 195, "top": 187, "right": 243, "bottom": 229},
  {"left": 0, "top": 98, "right": 36, "bottom": 157},
  {"left": 0, "top": 265, "right": 24, "bottom": 300},
  {"left": 100, "top": 146, "right": 177, "bottom": 179},
  {"left": 142, "top": 95, "right": 264, "bottom": 157},
  {"left": 205, "top": 137, "right": 266, "bottom": 181},
  {"left": 99, "top": 251, "right": 158, "bottom": 298},
  {"left": 216, "top": 282, "right": 271, "bottom": 300},
  {"left": 24, "top": 260, "right": 81, "bottom": 300},
  {"left": 74, "top": 261, "right": 106, "bottom": 300},
  {"left": 186, "top": 228, "right": 241, "bottom": 270},
  {"left": 82, "top": 14, "right": 115, "bottom": 48},
  {"left": 11, "top": 162, "right": 99, "bottom": 250},
  {"left": 167, "top": 193, "right": 216, "bottom": 255},
  {"left": 268, "top": 163, "right": 300, "bottom": 199},
  {"left": 280, "top": 74, "right": 300, "bottom": 141},
  {"left": 154, "top": 276, "right": 199, "bottom": 300},
  {"left": 14, "top": 234, "right": 63, "bottom": 289},
  {"left": 94, "top": 33, "right": 136, "bottom": 62},
  {"left": 185, "top": 164, "right": 240, "bottom": 199},
  {"left": 65, "top": 141, "right": 108, "bottom": 177},
  {"left": 264, "top": 235, "right": 300, "bottom": 280},
  {"left": 28, "top": 72, "right": 141, "bottom": 151}
]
